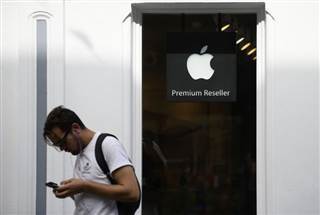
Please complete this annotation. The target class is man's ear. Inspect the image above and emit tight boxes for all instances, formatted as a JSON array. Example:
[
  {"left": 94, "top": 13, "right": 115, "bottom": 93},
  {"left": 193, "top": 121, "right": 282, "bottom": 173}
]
[{"left": 71, "top": 123, "right": 81, "bottom": 134}]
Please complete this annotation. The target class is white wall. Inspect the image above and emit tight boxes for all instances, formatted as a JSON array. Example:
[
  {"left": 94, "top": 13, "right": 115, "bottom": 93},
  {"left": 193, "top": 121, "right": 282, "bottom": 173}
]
[
  {"left": 265, "top": 2, "right": 319, "bottom": 214},
  {"left": 1, "top": 4, "right": 35, "bottom": 214},
  {"left": 0, "top": 1, "right": 319, "bottom": 215},
  {"left": 47, "top": 2, "right": 133, "bottom": 214}
]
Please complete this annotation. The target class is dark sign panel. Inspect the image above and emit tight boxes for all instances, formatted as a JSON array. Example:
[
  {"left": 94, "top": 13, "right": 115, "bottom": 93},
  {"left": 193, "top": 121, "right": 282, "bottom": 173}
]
[{"left": 167, "top": 32, "right": 237, "bottom": 102}]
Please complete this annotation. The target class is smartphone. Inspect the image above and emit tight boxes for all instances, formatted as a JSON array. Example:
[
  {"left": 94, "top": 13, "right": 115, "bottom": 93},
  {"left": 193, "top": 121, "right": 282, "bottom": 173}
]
[{"left": 46, "top": 181, "right": 59, "bottom": 189}]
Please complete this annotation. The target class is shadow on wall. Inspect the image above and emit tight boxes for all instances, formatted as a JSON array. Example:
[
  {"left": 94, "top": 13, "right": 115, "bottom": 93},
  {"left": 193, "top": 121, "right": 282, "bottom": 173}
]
[{"left": 69, "top": 29, "right": 105, "bottom": 63}]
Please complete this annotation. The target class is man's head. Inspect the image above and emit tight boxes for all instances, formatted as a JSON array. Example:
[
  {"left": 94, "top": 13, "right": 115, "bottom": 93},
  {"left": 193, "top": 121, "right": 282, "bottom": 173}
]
[{"left": 43, "top": 106, "right": 86, "bottom": 155}]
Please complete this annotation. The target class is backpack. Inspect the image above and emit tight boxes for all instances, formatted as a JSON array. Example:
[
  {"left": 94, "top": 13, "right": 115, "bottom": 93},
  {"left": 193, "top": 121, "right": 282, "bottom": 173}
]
[{"left": 95, "top": 133, "right": 141, "bottom": 215}]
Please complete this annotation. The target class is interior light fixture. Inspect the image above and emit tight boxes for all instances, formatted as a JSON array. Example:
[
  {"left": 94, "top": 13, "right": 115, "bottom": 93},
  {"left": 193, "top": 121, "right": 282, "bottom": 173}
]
[
  {"left": 253, "top": 56, "right": 257, "bottom": 61},
  {"left": 236, "top": 37, "right": 245, "bottom": 44},
  {"left": 241, "top": 42, "right": 251, "bottom": 51},
  {"left": 247, "top": 48, "right": 256, "bottom": 55},
  {"left": 221, "top": 24, "right": 230, "bottom": 31}
]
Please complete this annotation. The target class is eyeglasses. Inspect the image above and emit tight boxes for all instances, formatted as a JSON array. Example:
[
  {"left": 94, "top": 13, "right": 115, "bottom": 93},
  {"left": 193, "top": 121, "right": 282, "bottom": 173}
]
[{"left": 46, "top": 128, "right": 71, "bottom": 151}]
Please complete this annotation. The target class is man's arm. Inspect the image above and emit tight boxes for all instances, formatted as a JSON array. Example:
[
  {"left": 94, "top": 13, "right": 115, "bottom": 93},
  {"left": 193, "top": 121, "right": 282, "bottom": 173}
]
[{"left": 54, "top": 166, "right": 140, "bottom": 202}]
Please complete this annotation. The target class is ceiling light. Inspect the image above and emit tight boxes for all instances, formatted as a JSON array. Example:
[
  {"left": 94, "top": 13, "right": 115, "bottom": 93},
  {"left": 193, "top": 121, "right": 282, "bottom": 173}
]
[
  {"left": 253, "top": 56, "right": 257, "bottom": 61},
  {"left": 247, "top": 48, "right": 256, "bottom": 55},
  {"left": 241, "top": 42, "right": 251, "bottom": 51},
  {"left": 221, "top": 24, "right": 230, "bottom": 31},
  {"left": 236, "top": 37, "right": 244, "bottom": 44}
]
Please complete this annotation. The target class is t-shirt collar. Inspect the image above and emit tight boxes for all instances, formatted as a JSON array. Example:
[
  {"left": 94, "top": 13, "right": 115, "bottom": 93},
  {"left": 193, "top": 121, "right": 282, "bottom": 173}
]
[{"left": 80, "top": 131, "right": 101, "bottom": 154}]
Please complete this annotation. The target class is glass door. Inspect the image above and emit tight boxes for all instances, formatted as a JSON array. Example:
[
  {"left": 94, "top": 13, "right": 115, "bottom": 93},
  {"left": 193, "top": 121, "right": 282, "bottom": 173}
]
[{"left": 142, "top": 13, "right": 257, "bottom": 215}]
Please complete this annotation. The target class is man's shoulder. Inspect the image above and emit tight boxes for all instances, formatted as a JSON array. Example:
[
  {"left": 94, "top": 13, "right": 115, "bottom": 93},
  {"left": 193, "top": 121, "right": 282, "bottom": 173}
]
[
  {"left": 103, "top": 134, "right": 119, "bottom": 145},
  {"left": 100, "top": 134, "right": 122, "bottom": 152},
  {"left": 95, "top": 132, "right": 118, "bottom": 144}
]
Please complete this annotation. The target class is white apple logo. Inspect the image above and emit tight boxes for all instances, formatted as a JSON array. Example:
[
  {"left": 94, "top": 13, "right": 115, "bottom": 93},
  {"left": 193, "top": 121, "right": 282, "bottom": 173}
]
[{"left": 186, "top": 45, "right": 215, "bottom": 80}]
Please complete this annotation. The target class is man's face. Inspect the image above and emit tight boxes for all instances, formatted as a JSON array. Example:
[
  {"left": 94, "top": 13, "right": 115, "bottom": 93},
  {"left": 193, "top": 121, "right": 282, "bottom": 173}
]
[{"left": 47, "top": 127, "right": 81, "bottom": 155}]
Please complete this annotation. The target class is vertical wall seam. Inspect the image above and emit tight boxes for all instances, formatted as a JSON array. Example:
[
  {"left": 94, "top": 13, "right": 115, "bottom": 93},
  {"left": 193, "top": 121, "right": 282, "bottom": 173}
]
[
  {"left": 121, "top": 8, "right": 125, "bottom": 154},
  {"left": 0, "top": 0, "right": 4, "bottom": 214},
  {"left": 62, "top": 1, "right": 67, "bottom": 213},
  {"left": 63, "top": 1, "right": 66, "bottom": 112}
]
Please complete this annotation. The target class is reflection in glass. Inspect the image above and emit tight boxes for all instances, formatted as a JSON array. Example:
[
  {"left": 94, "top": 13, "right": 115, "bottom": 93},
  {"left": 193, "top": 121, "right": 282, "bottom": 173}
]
[{"left": 143, "top": 14, "right": 257, "bottom": 215}]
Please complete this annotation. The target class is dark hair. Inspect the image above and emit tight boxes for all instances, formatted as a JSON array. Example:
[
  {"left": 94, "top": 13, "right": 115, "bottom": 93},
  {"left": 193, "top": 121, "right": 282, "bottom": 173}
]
[{"left": 43, "top": 105, "right": 86, "bottom": 140}]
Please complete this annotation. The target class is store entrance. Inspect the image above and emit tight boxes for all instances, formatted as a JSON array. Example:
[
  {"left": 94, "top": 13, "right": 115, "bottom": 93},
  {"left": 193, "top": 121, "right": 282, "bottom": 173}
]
[{"left": 142, "top": 13, "right": 257, "bottom": 215}]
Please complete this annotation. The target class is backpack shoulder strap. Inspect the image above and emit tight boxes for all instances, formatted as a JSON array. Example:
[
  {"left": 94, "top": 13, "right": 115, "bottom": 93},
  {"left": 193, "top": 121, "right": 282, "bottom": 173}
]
[{"left": 95, "top": 133, "right": 118, "bottom": 183}]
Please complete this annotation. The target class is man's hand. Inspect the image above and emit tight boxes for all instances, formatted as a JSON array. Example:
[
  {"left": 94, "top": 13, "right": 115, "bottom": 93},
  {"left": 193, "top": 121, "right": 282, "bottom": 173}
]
[
  {"left": 53, "top": 166, "right": 140, "bottom": 202},
  {"left": 54, "top": 178, "right": 86, "bottom": 199}
]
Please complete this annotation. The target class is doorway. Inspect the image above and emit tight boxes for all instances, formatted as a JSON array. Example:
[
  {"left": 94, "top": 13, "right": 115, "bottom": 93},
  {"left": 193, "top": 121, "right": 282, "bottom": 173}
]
[{"left": 131, "top": 3, "right": 266, "bottom": 215}]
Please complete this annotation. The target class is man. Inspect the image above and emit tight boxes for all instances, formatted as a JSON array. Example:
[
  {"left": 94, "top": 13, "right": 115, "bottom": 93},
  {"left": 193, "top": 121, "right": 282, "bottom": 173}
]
[{"left": 43, "top": 106, "right": 140, "bottom": 215}]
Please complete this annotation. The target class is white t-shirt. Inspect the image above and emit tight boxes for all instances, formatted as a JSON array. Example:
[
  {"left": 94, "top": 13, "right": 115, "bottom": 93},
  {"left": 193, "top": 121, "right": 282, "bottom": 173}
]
[{"left": 73, "top": 132, "right": 132, "bottom": 215}]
